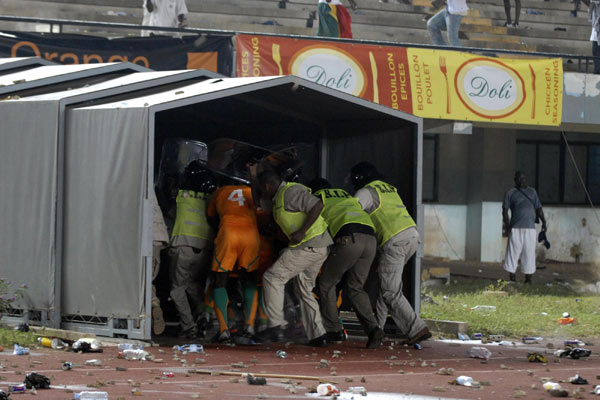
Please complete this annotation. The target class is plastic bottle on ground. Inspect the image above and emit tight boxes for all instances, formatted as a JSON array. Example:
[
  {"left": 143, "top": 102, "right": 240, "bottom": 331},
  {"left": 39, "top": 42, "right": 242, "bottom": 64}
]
[
  {"left": 467, "top": 346, "right": 492, "bottom": 360},
  {"left": 176, "top": 344, "right": 203, "bottom": 353},
  {"left": 543, "top": 382, "right": 561, "bottom": 391},
  {"left": 117, "top": 343, "right": 142, "bottom": 351},
  {"left": 276, "top": 350, "right": 288, "bottom": 358},
  {"left": 470, "top": 305, "right": 496, "bottom": 312},
  {"left": 74, "top": 391, "right": 109, "bottom": 399},
  {"left": 13, "top": 344, "right": 29, "bottom": 355},
  {"left": 348, "top": 386, "right": 367, "bottom": 395},
  {"left": 316, "top": 383, "right": 339, "bottom": 395},
  {"left": 456, "top": 376, "right": 474, "bottom": 386},
  {"left": 120, "top": 349, "right": 149, "bottom": 360}
]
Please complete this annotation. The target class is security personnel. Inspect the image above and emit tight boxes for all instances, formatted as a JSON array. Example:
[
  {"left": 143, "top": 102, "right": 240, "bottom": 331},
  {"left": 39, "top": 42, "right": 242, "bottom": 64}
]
[
  {"left": 255, "top": 168, "right": 331, "bottom": 347},
  {"left": 349, "top": 162, "right": 431, "bottom": 345},
  {"left": 310, "top": 178, "right": 383, "bottom": 349},
  {"left": 169, "top": 160, "right": 216, "bottom": 339}
]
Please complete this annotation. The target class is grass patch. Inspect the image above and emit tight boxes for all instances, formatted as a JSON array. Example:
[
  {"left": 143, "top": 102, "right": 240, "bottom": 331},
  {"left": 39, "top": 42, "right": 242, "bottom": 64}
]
[
  {"left": 421, "top": 279, "right": 600, "bottom": 339},
  {"left": 0, "top": 325, "right": 38, "bottom": 348}
]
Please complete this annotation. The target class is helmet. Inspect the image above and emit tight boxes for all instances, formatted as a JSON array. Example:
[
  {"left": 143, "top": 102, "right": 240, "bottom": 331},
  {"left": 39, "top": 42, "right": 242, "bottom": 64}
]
[
  {"left": 349, "top": 161, "right": 379, "bottom": 190},
  {"left": 308, "top": 178, "right": 331, "bottom": 193},
  {"left": 184, "top": 160, "right": 217, "bottom": 193}
]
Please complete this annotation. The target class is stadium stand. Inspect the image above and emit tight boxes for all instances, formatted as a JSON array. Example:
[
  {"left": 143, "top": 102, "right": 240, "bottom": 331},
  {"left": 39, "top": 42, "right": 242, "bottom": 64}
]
[{"left": 0, "top": 0, "right": 595, "bottom": 59}]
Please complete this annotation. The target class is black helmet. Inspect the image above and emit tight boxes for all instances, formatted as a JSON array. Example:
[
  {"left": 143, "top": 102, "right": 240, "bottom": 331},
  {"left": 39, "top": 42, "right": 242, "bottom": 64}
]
[
  {"left": 308, "top": 177, "right": 331, "bottom": 193},
  {"left": 184, "top": 160, "right": 217, "bottom": 193},
  {"left": 349, "top": 161, "right": 380, "bottom": 190}
]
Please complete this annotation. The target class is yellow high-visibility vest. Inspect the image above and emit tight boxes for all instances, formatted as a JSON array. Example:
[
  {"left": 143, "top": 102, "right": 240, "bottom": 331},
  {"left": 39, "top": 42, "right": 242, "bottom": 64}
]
[
  {"left": 365, "top": 180, "right": 416, "bottom": 247},
  {"left": 314, "top": 188, "right": 374, "bottom": 238},
  {"left": 273, "top": 182, "right": 328, "bottom": 248},
  {"left": 171, "top": 190, "right": 214, "bottom": 241}
]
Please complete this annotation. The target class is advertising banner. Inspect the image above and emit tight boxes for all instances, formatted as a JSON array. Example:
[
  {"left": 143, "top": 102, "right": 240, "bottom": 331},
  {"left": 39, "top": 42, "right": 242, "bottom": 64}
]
[
  {"left": 406, "top": 48, "right": 562, "bottom": 125},
  {"left": 0, "top": 31, "right": 234, "bottom": 76},
  {"left": 236, "top": 33, "right": 414, "bottom": 114},
  {"left": 236, "top": 34, "right": 563, "bottom": 125}
]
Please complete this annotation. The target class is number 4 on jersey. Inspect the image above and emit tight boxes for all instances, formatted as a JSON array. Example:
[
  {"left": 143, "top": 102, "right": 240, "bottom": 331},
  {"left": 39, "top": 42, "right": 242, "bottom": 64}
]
[{"left": 227, "top": 189, "right": 246, "bottom": 206}]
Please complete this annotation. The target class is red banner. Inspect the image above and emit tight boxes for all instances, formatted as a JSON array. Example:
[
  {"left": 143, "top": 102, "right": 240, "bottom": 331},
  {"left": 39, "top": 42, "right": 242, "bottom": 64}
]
[{"left": 236, "top": 34, "right": 413, "bottom": 113}]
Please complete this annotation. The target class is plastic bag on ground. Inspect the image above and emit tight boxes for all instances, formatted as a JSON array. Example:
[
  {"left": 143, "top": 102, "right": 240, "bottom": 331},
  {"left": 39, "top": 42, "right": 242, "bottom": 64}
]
[
  {"left": 24, "top": 372, "right": 51, "bottom": 389},
  {"left": 467, "top": 346, "right": 491, "bottom": 360},
  {"left": 72, "top": 339, "right": 102, "bottom": 353},
  {"left": 13, "top": 344, "right": 29, "bottom": 355}
]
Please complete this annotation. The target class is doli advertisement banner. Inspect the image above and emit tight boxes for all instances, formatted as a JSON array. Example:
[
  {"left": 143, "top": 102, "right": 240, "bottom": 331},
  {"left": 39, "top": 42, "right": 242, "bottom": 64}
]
[
  {"left": 236, "top": 34, "right": 563, "bottom": 126},
  {"left": 236, "top": 33, "right": 413, "bottom": 114},
  {"left": 405, "top": 48, "right": 562, "bottom": 125},
  {"left": 0, "top": 31, "right": 234, "bottom": 75}
]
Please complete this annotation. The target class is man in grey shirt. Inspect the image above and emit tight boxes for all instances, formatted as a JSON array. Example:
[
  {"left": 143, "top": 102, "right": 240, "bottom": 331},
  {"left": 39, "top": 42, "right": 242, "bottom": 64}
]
[{"left": 502, "top": 171, "right": 547, "bottom": 283}]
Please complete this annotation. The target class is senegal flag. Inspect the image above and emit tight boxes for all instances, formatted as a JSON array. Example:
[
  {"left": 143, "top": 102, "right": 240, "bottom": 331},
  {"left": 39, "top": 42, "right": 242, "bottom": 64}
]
[{"left": 317, "top": 1, "right": 353, "bottom": 38}]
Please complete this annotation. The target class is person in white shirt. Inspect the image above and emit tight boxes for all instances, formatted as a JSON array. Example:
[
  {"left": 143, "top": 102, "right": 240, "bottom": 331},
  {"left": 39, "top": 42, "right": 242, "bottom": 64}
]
[
  {"left": 582, "top": 0, "right": 600, "bottom": 74},
  {"left": 426, "top": 0, "right": 468, "bottom": 47},
  {"left": 142, "top": 0, "right": 188, "bottom": 38}
]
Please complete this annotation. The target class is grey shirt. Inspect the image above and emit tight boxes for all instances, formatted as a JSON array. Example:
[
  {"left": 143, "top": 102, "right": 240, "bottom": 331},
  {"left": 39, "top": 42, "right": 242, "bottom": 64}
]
[
  {"left": 354, "top": 186, "right": 380, "bottom": 214},
  {"left": 503, "top": 187, "right": 541, "bottom": 229},
  {"left": 275, "top": 181, "right": 333, "bottom": 249}
]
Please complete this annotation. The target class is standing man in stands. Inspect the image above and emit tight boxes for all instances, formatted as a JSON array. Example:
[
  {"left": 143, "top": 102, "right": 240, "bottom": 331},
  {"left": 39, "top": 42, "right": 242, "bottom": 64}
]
[
  {"left": 502, "top": 171, "right": 547, "bottom": 284},
  {"left": 350, "top": 162, "right": 431, "bottom": 345},
  {"left": 254, "top": 169, "right": 331, "bottom": 347},
  {"left": 581, "top": 0, "right": 600, "bottom": 74},
  {"left": 142, "top": 0, "right": 188, "bottom": 38},
  {"left": 317, "top": 0, "right": 357, "bottom": 38},
  {"left": 426, "top": 0, "right": 468, "bottom": 47},
  {"left": 169, "top": 161, "right": 216, "bottom": 339},
  {"left": 309, "top": 178, "right": 384, "bottom": 349}
]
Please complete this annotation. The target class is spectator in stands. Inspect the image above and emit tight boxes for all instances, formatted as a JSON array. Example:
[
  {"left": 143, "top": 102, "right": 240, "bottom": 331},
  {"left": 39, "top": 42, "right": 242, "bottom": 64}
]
[
  {"left": 503, "top": 0, "right": 520, "bottom": 27},
  {"left": 142, "top": 0, "right": 188, "bottom": 38},
  {"left": 317, "top": 0, "right": 357, "bottom": 38},
  {"left": 581, "top": 0, "right": 600, "bottom": 74},
  {"left": 426, "top": 0, "right": 469, "bottom": 47}
]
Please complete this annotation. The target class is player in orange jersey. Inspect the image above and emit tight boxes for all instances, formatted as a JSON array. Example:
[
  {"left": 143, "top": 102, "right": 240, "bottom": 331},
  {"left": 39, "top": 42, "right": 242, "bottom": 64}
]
[{"left": 207, "top": 184, "right": 260, "bottom": 343}]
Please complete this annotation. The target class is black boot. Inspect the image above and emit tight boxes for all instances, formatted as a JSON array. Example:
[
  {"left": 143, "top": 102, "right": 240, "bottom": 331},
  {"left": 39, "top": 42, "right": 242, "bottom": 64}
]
[
  {"left": 509, "top": 273, "right": 517, "bottom": 282},
  {"left": 524, "top": 274, "right": 533, "bottom": 284}
]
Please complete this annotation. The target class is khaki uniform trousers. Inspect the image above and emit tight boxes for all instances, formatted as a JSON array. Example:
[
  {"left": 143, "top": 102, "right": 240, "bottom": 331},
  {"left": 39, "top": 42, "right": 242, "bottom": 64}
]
[
  {"left": 375, "top": 227, "right": 427, "bottom": 338},
  {"left": 169, "top": 245, "right": 211, "bottom": 332},
  {"left": 319, "top": 233, "right": 378, "bottom": 334},
  {"left": 262, "top": 246, "right": 328, "bottom": 340}
]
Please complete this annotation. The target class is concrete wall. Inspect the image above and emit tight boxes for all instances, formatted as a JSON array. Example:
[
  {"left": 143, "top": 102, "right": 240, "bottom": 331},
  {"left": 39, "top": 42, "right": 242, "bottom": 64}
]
[
  {"left": 423, "top": 203, "right": 600, "bottom": 264},
  {"left": 542, "top": 206, "right": 600, "bottom": 263},
  {"left": 423, "top": 204, "right": 467, "bottom": 260}
]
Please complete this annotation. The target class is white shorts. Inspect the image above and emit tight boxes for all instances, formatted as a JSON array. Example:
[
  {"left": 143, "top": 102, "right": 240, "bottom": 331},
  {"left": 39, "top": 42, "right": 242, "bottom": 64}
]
[{"left": 503, "top": 228, "right": 536, "bottom": 274}]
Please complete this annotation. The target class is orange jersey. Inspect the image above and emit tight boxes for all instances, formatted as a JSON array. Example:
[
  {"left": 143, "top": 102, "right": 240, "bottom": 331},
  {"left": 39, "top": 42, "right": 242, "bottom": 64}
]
[
  {"left": 209, "top": 186, "right": 260, "bottom": 272},
  {"left": 207, "top": 185, "right": 257, "bottom": 226}
]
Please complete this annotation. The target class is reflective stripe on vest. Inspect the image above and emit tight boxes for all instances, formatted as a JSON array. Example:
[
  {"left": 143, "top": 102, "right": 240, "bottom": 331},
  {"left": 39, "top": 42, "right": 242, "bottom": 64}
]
[
  {"left": 273, "top": 182, "right": 328, "bottom": 248},
  {"left": 314, "top": 188, "right": 375, "bottom": 238},
  {"left": 171, "top": 190, "right": 214, "bottom": 240},
  {"left": 366, "top": 180, "right": 416, "bottom": 247}
]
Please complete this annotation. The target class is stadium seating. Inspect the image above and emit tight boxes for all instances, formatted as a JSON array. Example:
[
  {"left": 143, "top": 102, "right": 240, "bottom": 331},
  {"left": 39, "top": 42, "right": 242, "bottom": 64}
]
[{"left": 0, "top": 0, "right": 595, "bottom": 63}]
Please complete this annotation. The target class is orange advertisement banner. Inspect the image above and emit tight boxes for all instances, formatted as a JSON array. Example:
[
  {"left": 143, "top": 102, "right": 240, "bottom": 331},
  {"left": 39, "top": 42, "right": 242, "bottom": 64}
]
[{"left": 236, "top": 34, "right": 413, "bottom": 113}]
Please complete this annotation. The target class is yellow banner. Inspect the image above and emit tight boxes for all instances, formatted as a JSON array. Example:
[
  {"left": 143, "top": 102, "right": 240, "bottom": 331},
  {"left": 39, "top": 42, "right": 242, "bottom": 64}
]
[{"left": 406, "top": 49, "right": 563, "bottom": 126}]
